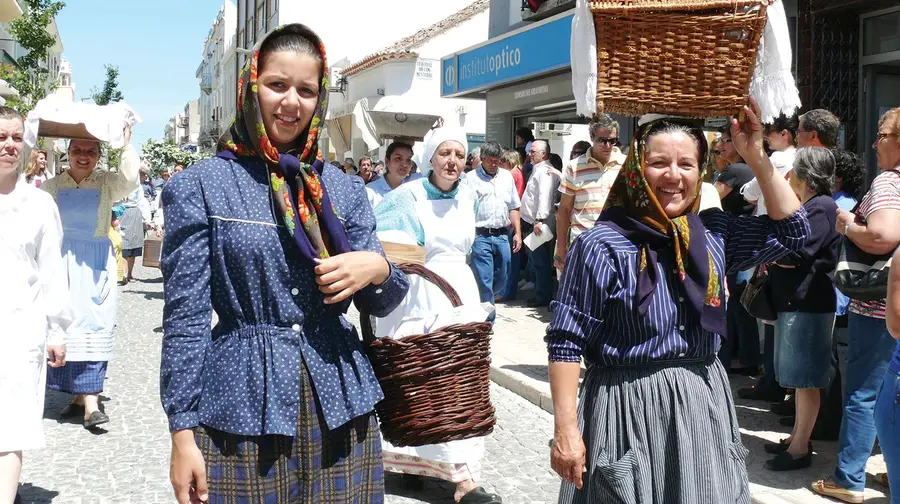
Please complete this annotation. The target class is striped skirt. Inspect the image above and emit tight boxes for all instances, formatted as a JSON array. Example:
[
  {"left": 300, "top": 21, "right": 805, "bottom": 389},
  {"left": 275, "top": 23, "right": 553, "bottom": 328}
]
[
  {"left": 196, "top": 360, "right": 384, "bottom": 504},
  {"left": 559, "top": 357, "right": 750, "bottom": 504},
  {"left": 46, "top": 361, "right": 108, "bottom": 394}
]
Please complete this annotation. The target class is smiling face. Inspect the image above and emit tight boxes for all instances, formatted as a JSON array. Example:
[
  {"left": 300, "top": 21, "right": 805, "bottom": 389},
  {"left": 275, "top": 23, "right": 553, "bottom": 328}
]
[
  {"left": 37, "top": 151, "right": 47, "bottom": 169},
  {"left": 0, "top": 117, "right": 23, "bottom": 175},
  {"left": 643, "top": 132, "right": 701, "bottom": 218},
  {"left": 68, "top": 139, "right": 101, "bottom": 180},
  {"left": 257, "top": 50, "right": 321, "bottom": 152},
  {"left": 430, "top": 140, "right": 466, "bottom": 187},
  {"left": 386, "top": 146, "right": 413, "bottom": 180}
]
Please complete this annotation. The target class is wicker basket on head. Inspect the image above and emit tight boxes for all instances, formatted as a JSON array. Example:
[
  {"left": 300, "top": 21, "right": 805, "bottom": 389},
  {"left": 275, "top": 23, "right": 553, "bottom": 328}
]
[
  {"left": 360, "top": 263, "right": 495, "bottom": 447},
  {"left": 589, "top": 0, "right": 768, "bottom": 117}
]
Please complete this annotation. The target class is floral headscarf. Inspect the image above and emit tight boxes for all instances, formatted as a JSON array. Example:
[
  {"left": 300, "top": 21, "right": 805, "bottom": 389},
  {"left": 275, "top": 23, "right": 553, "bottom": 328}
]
[
  {"left": 599, "top": 119, "right": 726, "bottom": 336},
  {"left": 217, "top": 24, "right": 350, "bottom": 262}
]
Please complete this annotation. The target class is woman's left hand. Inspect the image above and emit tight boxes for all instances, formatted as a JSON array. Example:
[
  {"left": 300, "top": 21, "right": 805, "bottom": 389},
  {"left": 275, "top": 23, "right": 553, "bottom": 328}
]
[
  {"left": 730, "top": 97, "right": 766, "bottom": 163},
  {"left": 314, "top": 251, "right": 391, "bottom": 304},
  {"left": 836, "top": 208, "right": 855, "bottom": 235}
]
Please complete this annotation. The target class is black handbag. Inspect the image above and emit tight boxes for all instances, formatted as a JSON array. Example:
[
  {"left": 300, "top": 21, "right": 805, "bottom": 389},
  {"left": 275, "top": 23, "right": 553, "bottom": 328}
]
[
  {"left": 834, "top": 236, "right": 894, "bottom": 302},
  {"left": 740, "top": 265, "right": 777, "bottom": 321}
]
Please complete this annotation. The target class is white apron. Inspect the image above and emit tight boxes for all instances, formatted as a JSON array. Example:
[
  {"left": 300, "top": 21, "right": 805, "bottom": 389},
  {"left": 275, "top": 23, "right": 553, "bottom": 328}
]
[
  {"left": 58, "top": 188, "right": 117, "bottom": 362},
  {"left": 375, "top": 182, "right": 489, "bottom": 478}
]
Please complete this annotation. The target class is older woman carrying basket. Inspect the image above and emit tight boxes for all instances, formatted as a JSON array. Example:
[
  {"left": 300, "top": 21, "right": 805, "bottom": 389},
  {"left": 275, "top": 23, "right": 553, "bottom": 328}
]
[
  {"left": 548, "top": 100, "right": 810, "bottom": 503},
  {"left": 373, "top": 127, "right": 501, "bottom": 504}
]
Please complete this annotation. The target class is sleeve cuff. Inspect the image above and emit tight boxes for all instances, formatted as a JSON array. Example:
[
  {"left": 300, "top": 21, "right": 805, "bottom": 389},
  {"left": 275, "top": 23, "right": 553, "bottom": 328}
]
[
  {"left": 168, "top": 411, "right": 200, "bottom": 432},
  {"left": 356, "top": 262, "right": 410, "bottom": 317}
]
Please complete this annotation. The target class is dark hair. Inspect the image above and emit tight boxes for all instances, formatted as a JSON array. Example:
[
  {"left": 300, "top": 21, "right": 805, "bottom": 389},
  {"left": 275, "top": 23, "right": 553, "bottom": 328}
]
[
  {"left": 792, "top": 147, "right": 835, "bottom": 196},
  {"left": 832, "top": 148, "right": 865, "bottom": 200},
  {"left": 515, "top": 127, "right": 535, "bottom": 143},
  {"left": 0, "top": 106, "right": 21, "bottom": 121},
  {"left": 480, "top": 140, "right": 502, "bottom": 158},
  {"left": 386, "top": 141, "right": 413, "bottom": 160},
  {"left": 799, "top": 109, "right": 841, "bottom": 148},
  {"left": 549, "top": 153, "right": 563, "bottom": 171},
  {"left": 571, "top": 140, "right": 591, "bottom": 156},
  {"left": 260, "top": 32, "right": 323, "bottom": 76},
  {"left": 765, "top": 114, "right": 799, "bottom": 141},
  {"left": 647, "top": 120, "right": 709, "bottom": 167},
  {"left": 589, "top": 114, "right": 620, "bottom": 138}
]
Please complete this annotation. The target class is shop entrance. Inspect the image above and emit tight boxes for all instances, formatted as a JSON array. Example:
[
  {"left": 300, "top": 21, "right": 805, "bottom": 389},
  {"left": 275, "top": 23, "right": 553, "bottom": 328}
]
[
  {"left": 863, "top": 65, "right": 900, "bottom": 179},
  {"left": 513, "top": 108, "right": 635, "bottom": 163}
]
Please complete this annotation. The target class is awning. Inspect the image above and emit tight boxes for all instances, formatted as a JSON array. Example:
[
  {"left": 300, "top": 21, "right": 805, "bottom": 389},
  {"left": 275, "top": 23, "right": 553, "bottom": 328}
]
[
  {"left": 325, "top": 102, "right": 354, "bottom": 155},
  {"left": 0, "top": 78, "right": 18, "bottom": 99}
]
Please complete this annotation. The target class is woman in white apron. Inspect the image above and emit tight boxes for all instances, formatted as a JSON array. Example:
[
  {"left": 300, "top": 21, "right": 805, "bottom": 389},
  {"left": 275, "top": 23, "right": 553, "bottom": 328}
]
[
  {"left": 41, "top": 125, "right": 139, "bottom": 430},
  {"left": 373, "top": 127, "right": 501, "bottom": 504},
  {"left": 0, "top": 107, "right": 71, "bottom": 503}
]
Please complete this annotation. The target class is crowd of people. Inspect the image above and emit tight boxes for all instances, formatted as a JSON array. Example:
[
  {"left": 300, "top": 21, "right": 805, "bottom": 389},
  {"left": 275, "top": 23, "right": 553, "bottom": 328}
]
[{"left": 4, "top": 19, "right": 900, "bottom": 504}]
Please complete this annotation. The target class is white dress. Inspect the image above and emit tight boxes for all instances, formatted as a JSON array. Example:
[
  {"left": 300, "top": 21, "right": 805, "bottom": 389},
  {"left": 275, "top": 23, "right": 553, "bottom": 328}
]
[
  {"left": 375, "top": 180, "right": 491, "bottom": 483},
  {"left": 0, "top": 176, "right": 72, "bottom": 451}
]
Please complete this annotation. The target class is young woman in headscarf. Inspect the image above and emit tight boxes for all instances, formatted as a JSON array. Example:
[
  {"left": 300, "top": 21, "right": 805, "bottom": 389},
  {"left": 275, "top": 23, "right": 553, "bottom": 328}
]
[
  {"left": 160, "top": 24, "right": 409, "bottom": 504},
  {"left": 548, "top": 100, "right": 810, "bottom": 504},
  {"left": 41, "top": 126, "right": 139, "bottom": 430},
  {"left": 372, "top": 127, "right": 502, "bottom": 504}
]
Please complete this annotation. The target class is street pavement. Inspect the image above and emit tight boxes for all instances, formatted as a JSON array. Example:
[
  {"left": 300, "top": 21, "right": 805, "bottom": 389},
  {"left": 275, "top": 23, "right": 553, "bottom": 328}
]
[{"left": 18, "top": 264, "right": 560, "bottom": 504}]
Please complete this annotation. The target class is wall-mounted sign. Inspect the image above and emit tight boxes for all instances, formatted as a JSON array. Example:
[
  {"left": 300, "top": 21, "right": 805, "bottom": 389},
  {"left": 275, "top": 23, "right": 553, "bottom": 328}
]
[
  {"left": 415, "top": 60, "right": 433, "bottom": 80},
  {"left": 486, "top": 72, "right": 573, "bottom": 114},
  {"left": 441, "top": 12, "right": 573, "bottom": 97}
]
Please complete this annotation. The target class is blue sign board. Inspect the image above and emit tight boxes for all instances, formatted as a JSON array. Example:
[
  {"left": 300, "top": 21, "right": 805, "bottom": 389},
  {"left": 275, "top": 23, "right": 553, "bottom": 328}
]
[{"left": 442, "top": 13, "right": 573, "bottom": 97}]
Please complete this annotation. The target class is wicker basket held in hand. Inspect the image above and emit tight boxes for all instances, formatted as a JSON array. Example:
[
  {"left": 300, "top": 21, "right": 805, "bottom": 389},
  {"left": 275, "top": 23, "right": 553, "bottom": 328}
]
[
  {"left": 360, "top": 263, "right": 495, "bottom": 447},
  {"left": 589, "top": 0, "right": 768, "bottom": 117}
]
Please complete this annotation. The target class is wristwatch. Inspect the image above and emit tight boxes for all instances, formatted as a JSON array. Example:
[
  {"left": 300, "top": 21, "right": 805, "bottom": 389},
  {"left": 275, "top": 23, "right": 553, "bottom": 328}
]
[{"left": 843, "top": 222, "right": 854, "bottom": 235}]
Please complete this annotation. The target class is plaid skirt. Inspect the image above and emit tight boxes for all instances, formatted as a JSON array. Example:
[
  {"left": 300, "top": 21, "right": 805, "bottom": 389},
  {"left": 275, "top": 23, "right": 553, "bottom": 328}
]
[
  {"left": 46, "top": 361, "right": 108, "bottom": 394},
  {"left": 196, "top": 360, "right": 384, "bottom": 504}
]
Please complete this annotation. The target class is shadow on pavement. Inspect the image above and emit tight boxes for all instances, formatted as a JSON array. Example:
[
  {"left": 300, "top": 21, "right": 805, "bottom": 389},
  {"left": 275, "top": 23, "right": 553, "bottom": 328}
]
[
  {"left": 16, "top": 483, "right": 59, "bottom": 504},
  {"left": 384, "top": 473, "right": 456, "bottom": 504},
  {"left": 128, "top": 289, "right": 164, "bottom": 301}
]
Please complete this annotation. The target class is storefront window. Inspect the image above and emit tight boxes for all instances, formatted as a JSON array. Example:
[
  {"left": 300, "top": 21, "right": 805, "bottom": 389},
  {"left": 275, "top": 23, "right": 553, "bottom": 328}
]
[{"left": 864, "top": 10, "right": 900, "bottom": 56}]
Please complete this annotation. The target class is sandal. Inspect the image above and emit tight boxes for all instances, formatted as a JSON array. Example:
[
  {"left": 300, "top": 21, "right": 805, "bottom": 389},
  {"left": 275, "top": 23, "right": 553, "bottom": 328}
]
[
  {"left": 458, "top": 487, "right": 502, "bottom": 504},
  {"left": 765, "top": 451, "right": 811, "bottom": 471},
  {"left": 83, "top": 410, "right": 109, "bottom": 429},
  {"left": 763, "top": 439, "right": 812, "bottom": 454},
  {"left": 810, "top": 478, "right": 864, "bottom": 504}
]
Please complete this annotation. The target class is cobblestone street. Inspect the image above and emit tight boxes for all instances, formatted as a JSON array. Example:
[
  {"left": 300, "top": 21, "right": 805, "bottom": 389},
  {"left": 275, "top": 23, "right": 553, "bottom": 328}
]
[{"left": 18, "top": 264, "right": 560, "bottom": 504}]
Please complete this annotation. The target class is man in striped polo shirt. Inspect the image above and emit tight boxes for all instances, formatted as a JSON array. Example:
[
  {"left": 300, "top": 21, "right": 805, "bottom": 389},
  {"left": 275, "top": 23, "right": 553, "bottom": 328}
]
[{"left": 554, "top": 114, "right": 626, "bottom": 272}]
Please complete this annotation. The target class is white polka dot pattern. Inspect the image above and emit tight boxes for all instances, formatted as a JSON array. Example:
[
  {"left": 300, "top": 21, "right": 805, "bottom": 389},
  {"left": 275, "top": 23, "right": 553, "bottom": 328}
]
[{"left": 159, "top": 156, "right": 409, "bottom": 436}]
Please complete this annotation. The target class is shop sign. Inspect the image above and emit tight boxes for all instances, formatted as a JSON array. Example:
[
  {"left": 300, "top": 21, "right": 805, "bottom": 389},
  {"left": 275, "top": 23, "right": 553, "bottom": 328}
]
[
  {"left": 441, "top": 12, "right": 573, "bottom": 97},
  {"left": 415, "top": 60, "right": 433, "bottom": 80},
  {"left": 486, "top": 72, "right": 573, "bottom": 114}
]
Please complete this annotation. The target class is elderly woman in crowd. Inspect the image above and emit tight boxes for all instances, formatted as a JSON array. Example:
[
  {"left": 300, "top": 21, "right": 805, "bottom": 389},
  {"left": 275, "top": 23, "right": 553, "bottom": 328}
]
[
  {"left": 0, "top": 106, "right": 71, "bottom": 504},
  {"left": 813, "top": 107, "right": 900, "bottom": 503},
  {"left": 763, "top": 148, "right": 840, "bottom": 472},
  {"left": 373, "top": 126, "right": 501, "bottom": 504},
  {"left": 117, "top": 185, "right": 151, "bottom": 283},
  {"left": 548, "top": 100, "right": 809, "bottom": 503},
  {"left": 41, "top": 124, "right": 139, "bottom": 430}
]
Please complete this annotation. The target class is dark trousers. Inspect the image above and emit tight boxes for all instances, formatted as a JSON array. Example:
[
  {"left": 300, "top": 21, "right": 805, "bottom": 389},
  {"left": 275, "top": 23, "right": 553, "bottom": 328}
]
[
  {"left": 719, "top": 269, "right": 760, "bottom": 368},
  {"left": 523, "top": 222, "right": 555, "bottom": 304}
]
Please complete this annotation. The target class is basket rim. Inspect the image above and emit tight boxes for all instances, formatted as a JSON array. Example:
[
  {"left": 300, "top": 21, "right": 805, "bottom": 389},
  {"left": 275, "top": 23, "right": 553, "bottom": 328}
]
[{"left": 589, "top": 0, "right": 765, "bottom": 13}]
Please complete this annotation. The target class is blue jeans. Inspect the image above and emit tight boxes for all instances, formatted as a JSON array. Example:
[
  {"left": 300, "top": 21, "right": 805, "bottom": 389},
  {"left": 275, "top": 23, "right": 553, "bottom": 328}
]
[
  {"left": 833, "top": 313, "right": 897, "bottom": 491},
  {"left": 875, "top": 364, "right": 900, "bottom": 504},
  {"left": 470, "top": 234, "right": 511, "bottom": 304},
  {"left": 504, "top": 229, "right": 522, "bottom": 300},
  {"left": 527, "top": 237, "right": 554, "bottom": 304}
]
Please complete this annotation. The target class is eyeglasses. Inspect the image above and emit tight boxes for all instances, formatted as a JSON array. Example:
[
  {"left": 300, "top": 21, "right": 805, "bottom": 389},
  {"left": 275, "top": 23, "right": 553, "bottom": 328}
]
[
  {"left": 876, "top": 132, "right": 896, "bottom": 143},
  {"left": 595, "top": 137, "right": 619, "bottom": 146}
]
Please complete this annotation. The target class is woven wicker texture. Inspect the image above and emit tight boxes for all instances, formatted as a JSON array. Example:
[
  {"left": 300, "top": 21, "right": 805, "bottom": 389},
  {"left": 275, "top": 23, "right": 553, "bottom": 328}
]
[
  {"left": 361, "top": 263, "right": 495, "bottom": 447},
  {"left": 589, "top": 0, "right": 767, "bottom": 117}
]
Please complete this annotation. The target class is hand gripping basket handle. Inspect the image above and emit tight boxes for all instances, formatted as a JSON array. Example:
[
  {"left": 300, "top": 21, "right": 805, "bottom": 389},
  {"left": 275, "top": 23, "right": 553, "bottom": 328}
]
[{"left": 360, "top": 262, "right": 463, "bottom": 345}]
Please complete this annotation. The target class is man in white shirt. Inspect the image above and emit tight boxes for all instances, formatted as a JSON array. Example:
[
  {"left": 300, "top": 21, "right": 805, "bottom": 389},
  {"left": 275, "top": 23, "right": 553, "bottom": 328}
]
[
  {"left": 520, "top": 140, "right": 561, "bottom": 307},
  {"left": 464, "top": 141, "right": 522, "bottom": 303}
]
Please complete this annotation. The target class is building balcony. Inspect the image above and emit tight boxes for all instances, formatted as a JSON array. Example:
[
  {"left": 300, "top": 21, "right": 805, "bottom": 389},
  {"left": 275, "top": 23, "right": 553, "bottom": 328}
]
[
  {"left": 0, "top": 0, "right": 22, "bottom": 23},
  {"left": 521, "top": 0, "right": 574, "bottom": 22}
]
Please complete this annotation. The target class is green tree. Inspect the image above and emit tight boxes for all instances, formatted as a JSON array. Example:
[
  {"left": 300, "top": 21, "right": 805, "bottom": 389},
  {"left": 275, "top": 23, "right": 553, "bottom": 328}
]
[
  {"left": 141, "top": 139, "right": 204, "bottom": 177},
  {"left": 91, "top": 64, "right": 124, "bottom": 105},
  {"left": 0, "top": 0, "right": 65, "bottom": 114}
]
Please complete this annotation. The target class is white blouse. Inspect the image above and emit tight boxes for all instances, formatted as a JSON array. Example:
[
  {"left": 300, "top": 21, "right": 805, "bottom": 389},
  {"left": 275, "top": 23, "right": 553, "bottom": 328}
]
[{"left": 0, "top": 176, "right": 72, "bottom": 345}]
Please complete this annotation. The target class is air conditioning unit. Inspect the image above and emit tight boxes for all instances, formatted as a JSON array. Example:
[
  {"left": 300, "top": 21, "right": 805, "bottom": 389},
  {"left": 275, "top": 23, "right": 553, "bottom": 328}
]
[{"left": 536, "top": 122, "right": 572, "bottom": 135}]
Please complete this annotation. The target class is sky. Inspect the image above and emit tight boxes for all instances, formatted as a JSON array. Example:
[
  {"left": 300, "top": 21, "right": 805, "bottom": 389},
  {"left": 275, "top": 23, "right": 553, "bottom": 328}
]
[{"left": 55, "top": 0, "right": 225, "bottom": 151}]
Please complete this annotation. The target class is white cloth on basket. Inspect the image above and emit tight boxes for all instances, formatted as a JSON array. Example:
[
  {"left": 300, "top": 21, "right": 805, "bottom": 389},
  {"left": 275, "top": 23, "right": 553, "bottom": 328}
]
[
  {"left": 0, "top": 176, "right": 72, "bottom": 452},
  {"left": 749, "top": 0, "right": 801, "bottom": 123},
  {"left": 571, "top": 0, "right": 597, "bottom": 118},
  {"left": 374, "top": 180, "right": 489, "bottom": 476}
]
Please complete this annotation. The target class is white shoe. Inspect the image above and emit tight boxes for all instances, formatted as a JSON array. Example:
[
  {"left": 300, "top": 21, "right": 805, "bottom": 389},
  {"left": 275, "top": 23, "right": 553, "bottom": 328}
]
[{"left": 521, "top": 282, "right": 535, "bottom": 291}]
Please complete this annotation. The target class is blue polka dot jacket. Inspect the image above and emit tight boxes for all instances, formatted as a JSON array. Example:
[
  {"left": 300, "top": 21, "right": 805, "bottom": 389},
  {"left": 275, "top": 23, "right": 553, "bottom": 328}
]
[{"left": 159, "top": 156, "right": 409, "bottom": 436}]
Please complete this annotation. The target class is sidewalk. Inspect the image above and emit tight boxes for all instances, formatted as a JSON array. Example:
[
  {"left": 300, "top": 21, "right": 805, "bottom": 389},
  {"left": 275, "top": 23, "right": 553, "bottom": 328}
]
[{"left": 490, "top": 301, "right": 890, "bottom": 504}]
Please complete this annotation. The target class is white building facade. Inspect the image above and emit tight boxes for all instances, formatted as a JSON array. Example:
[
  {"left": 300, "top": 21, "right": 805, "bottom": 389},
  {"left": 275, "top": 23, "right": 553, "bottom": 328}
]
[{"left": 197, "top": 0, "right": 238, "bottom": 152}]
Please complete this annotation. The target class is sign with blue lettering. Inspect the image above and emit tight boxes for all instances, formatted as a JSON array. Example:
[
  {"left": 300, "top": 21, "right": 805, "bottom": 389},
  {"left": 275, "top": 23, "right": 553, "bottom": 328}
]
[{"left": 442, "top": 13, "right": 573, "bottom": 97}]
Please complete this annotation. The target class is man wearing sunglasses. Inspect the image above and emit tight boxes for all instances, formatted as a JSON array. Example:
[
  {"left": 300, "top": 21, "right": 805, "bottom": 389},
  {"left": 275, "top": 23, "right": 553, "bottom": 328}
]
[{"left": 554, "top": 114, "right": 626, "bottom": 272}]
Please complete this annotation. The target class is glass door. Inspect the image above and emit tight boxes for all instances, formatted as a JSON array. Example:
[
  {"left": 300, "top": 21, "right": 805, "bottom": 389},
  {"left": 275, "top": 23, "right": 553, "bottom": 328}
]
[{"left": 863, "top": 66, "right": 900, "bottom": 181}]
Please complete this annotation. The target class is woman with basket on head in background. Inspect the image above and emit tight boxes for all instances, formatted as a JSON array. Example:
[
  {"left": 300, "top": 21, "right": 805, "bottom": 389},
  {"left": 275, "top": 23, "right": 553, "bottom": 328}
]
[
  {"left": 160, "top": 24, "right": 410, "bottom": 504},
  {"left": 40, "top": 122, "right": 139, "bottom": 430},
  {"left": 548, "top": 100, "right": 809, "bottom": 504},
  {"left": 372, "top": 126, "right": 501, "bottom": 504}
]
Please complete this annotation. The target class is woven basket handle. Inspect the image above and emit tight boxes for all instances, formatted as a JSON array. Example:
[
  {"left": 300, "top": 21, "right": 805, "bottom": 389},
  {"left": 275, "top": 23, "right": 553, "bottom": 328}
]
[{"left": 359, "top": 262, "right": 463, "bottom": 345}]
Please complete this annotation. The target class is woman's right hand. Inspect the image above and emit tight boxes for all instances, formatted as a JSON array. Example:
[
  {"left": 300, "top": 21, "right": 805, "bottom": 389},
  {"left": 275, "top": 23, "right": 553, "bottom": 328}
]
[
  {"left": 551, "top": 424, "right": 586, "bottom": 489},
  {"left": 730, "top": 98, "right": 766, "bottom": 163},
  {"left": 170, "top": 430, "right": 208, "bottom": 504}
]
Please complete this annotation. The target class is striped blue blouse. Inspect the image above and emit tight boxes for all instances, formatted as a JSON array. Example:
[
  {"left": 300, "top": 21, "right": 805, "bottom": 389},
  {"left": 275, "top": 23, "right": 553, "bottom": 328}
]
[{"left": 547, "top": 208, "right": 810, "bottom": 365}]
